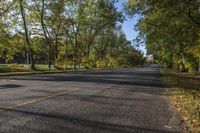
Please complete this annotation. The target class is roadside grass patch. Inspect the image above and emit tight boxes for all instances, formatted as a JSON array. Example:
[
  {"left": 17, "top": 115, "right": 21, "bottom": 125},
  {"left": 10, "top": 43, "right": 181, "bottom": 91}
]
[
  {"left": 162, "top": 70, "right": 200, "bottom": 133},
  {"left": 0, "top": 64, "right": 64, "bottom": 76},
  {"left": 0, "top": 64, "right": 58, "bottom": 72}
]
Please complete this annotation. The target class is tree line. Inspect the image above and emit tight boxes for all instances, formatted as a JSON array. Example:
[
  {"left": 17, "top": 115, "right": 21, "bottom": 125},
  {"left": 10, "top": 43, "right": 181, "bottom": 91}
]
[
  {"left": 0, "top": 0, "right": 143, "bottom": 70},
  {"left": 126, "top": 0, "right": 200, "bottom": 73}
]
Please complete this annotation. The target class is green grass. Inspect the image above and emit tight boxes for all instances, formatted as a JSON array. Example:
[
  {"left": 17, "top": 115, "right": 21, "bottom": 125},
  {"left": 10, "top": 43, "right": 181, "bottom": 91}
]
[
  {"left": 0, "top": 64, "right": 117, "bottom": 76},
  {"left": 162, "top": 70, "right": 200, "bottom": 133},
  {"left": 0, "top": 64, "right": 64, "bottom": 76},
  {"left": 0, "top": 64, "right": 64, "bottom": 72}
]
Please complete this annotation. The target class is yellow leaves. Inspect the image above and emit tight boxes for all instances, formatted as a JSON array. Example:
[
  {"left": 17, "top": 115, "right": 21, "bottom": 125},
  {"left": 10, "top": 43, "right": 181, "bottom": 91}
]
[
  {"left": 183, "top": 117, "right": 188, "bottom": 121},
  {"left": 162, "top": 72, "right": 200, "bottom": 132},
  {"left": 192, "top": 119, "right": 198, "bottom": 123},
  {"left": 185, "top": 45, "right": 200, "bottom": 57}
]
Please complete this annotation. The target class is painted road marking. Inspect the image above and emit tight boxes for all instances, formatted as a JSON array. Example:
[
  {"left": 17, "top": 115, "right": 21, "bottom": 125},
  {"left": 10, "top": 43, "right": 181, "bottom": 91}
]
[
  {"left": 0, "top": 79, "right": 17, "bottom": 83},
  {"left": 0, "top": 88, "right": 79, "bottom": 111}
]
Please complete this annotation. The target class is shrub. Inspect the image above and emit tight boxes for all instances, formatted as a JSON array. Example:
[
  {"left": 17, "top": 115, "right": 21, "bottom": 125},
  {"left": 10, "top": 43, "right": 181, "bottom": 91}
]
[
  {"left": 96, "top": 60, "right": 107, "bottom": 69},
  {"left": 8, "top": 63, "right": 18, "bottom": 71},
  {"left": 81, "top": 58, "right": 94, "bottom": 69}
]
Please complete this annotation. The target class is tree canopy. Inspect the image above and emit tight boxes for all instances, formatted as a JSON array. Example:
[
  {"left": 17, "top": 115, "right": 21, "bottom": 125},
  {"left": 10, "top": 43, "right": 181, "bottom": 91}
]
[
  {"left": 0, "top": 0, "right": 143, "bottom": 70},
  {"left": 126, "top": 0, "right": 200, "bottom": 73}
]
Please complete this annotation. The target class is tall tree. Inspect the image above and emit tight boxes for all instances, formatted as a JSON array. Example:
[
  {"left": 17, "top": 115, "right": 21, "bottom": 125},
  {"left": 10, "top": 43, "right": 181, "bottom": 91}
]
[
  {"left": 126, "top": 0, "right": 200, "bottom": 73},
  {"left": 18, "top": 0, "right": 35, "bottom": 69}
]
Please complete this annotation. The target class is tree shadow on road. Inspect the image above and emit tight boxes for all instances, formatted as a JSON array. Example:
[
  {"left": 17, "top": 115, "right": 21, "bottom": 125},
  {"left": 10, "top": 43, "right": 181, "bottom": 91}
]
[
  {"left": 163, "top": 73, "right": 200, "bottom": 98},
  {"left": 0, "top": 84, "right": 24, "bottom": 89},
  {"left": 1, "top": 74, "right": 166, "bottom": 89},
  {"left": 57, "top": 93, "right": 163, "bottom": 107},
  {"left": 4, "top": 109, "right": 180, "bottom": 133}
]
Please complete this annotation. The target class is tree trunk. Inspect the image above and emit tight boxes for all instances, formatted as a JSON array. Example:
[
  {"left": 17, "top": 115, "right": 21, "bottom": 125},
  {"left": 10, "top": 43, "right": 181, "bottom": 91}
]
[
  {"left": 179, "top": 63, "right": 184, "bottom": 72},
  {"left": 41, "top": 0, "right": 55, "bottom": 70},
  {"left": 19, "top": 0, "right": 35, "bottom": 70},
  {"left": 48, "top": 47, "right": 51, "bottom": 71},
  {"left": 73, "top": 61, "right": 77, "bottom": 70},
  {"left": 30, "top": 52, "right": 35, "bottom": 70},
  {"left": 73, "top": 52, "right": 77, "bottom": 70},
  {"left": 78, "top": 58, "right": 80, "bottom": 70},
  {"left": 179, "top": 53, "right": 185, "bottom": 72},
  {"left": 198, "top": 57, "right": 200, "bottom": 73}
]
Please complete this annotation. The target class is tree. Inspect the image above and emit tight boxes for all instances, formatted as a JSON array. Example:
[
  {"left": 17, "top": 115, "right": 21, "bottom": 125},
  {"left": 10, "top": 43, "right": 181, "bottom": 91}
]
[
  {"left": 125, "top": 0, "right": 200, "bottom": 73},
  {"left": 18, "top": 0, "right": 35, "bottom": 69},
  {"left": 0, "top": 1, "right": 14, "bottom": 17},
  {"left": 0, "top": 0, "right": 143, "bottom": 71}
]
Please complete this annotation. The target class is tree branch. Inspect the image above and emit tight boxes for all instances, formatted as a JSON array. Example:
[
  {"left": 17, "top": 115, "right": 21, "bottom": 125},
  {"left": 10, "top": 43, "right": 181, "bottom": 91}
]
[{"left": 187, "top": 0, "right": 200, "bottom": 26}]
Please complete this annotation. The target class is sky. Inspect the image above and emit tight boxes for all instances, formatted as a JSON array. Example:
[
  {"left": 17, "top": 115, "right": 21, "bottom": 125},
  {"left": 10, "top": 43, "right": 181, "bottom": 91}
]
[{"left": 115, "top": 0, "right": 147, "bottom": 55}]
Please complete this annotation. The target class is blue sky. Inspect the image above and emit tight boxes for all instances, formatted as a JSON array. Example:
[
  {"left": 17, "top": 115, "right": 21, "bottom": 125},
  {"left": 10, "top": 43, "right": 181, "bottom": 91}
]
[{"left": 115, "top": 0, "right": 147, "bottom": 55}]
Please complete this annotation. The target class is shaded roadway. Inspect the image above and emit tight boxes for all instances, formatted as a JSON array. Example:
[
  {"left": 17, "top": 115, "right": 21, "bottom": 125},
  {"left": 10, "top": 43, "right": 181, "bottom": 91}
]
[{"left": 0, "top": 65, "right": 186, "bottom": 133}]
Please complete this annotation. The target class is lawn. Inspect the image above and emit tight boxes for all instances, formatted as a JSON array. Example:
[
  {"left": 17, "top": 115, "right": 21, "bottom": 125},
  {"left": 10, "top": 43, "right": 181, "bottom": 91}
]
[
  {"left": 0, "top": 64, "right": 57, "bottom": 72},
  {"left": 0, "top": 64, "right": 98, "bottom": 76},
  {"left": 0, "top": 64, "right": 64, "bottom": 76},
  {"left": 162, "top": 70, "right": 200, "bottom": 133}
]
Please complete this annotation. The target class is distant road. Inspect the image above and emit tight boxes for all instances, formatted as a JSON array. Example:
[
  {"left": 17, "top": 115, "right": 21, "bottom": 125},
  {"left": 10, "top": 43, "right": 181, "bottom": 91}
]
[{"left": 0, "top": 65, "right": 185, "bottom": 133}]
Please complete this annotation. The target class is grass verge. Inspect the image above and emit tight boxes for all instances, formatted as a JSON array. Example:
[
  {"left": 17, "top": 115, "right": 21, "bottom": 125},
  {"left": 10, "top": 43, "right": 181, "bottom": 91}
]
[
  {"left": 0, "top": 64, "right": 63, "bottom": 76},
  {"left": 161, "top": 69, "right": 200, "bottom": 133},
  {"left": 0, "top": 64, "right": 123, "bottom": 77}
]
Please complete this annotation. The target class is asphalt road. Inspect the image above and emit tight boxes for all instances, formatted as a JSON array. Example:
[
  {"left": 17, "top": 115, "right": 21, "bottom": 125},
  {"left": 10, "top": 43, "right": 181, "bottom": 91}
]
[{"left": 0, "top": 65, "right": 186, "bottom": 133}]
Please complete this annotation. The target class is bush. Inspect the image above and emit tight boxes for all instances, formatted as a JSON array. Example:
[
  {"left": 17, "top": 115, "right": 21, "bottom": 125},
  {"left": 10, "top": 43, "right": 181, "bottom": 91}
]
[
  {"left": 107, "top": 58, "right": 119, "bottom": 68},
  {"left": 55, "top": 58, "right": 75, "bottom": 70},
  {"left": 8, "top": 63, "right": 19, "bottom": 71},
  {"left": 81, "top": 58, "right": 94, "bottom": 69},
  {"left": 96, "top": 60, "right": 107, "bottom": 69}
]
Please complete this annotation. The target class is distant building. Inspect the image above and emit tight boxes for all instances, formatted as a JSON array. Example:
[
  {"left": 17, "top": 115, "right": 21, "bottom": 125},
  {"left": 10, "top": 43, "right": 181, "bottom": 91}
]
[{"left": 146, "top": 54, "right": 154, "bottom": 64}]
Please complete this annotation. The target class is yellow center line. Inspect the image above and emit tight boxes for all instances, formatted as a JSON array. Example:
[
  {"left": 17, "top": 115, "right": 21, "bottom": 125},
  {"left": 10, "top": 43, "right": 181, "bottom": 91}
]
[{"left": 0, "top": 88, "right": 79, "bottom": 111}]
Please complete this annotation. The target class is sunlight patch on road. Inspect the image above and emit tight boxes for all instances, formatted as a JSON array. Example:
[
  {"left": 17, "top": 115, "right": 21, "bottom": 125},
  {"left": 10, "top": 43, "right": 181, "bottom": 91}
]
[{"left": 0, "top": 79, "right": 17, "bottom": 83}]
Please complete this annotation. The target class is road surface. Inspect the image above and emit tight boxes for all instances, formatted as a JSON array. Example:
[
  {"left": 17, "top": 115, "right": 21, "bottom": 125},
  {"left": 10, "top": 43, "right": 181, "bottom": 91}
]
[{"left": 0, "top": 65, "right": 186, "bottom": 133}]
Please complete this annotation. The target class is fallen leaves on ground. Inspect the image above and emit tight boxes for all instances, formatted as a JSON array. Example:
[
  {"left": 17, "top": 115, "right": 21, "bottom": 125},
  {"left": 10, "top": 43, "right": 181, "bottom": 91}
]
[{"left": 162, "top": 71, "right": 200, "bottom": 133}]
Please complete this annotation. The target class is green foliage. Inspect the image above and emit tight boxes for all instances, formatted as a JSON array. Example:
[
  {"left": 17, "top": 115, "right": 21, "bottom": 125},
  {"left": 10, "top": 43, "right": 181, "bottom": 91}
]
[
  {"left": 126, "top": 0, "right": 200, "bottom": 73},
  {"left": 0, "top": 0, "right": 143, "bottom": 72},
  {"left": 8, "top": 63, "right": 19, "bottom": 71},
  {"left": 96, "top": 60, "right": 107, "bottom": 69},
  {"left": 81, "top": 58, "right": 94, "bottom": 69}
]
